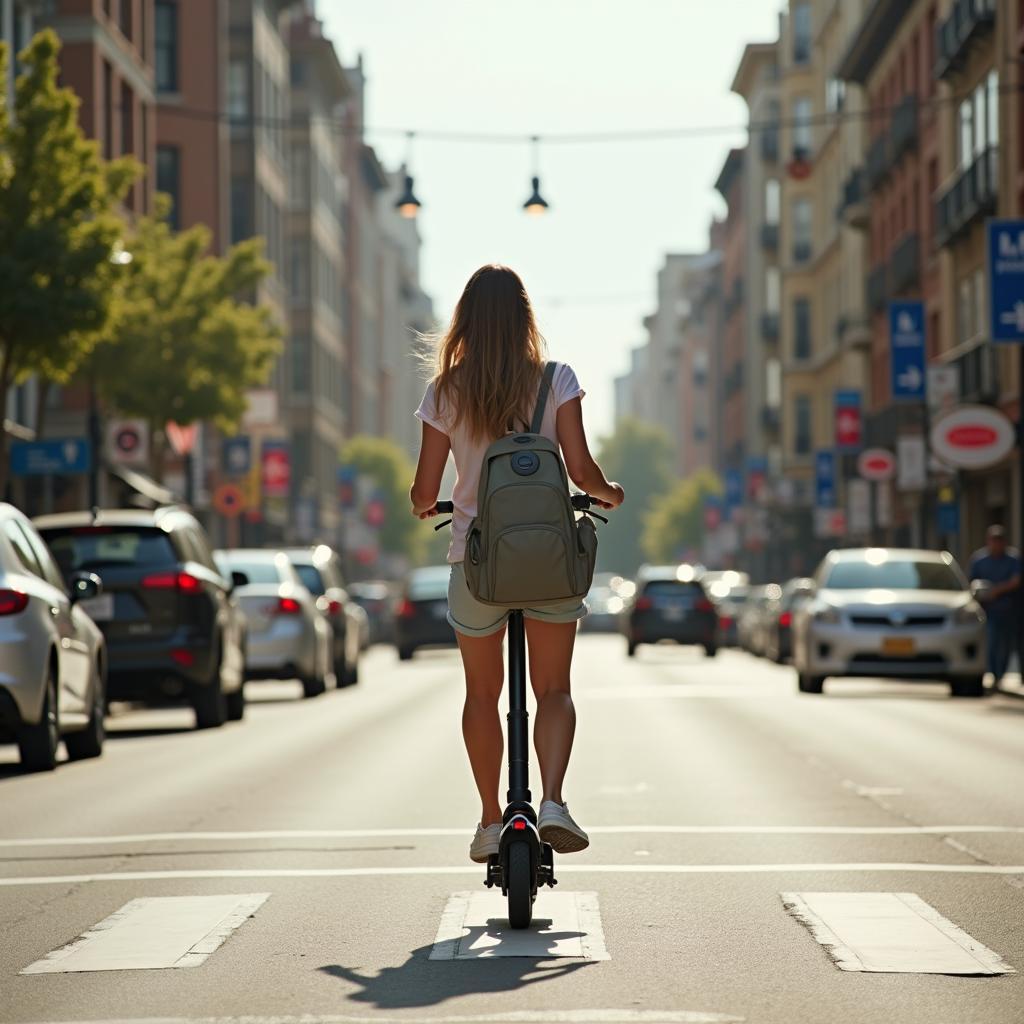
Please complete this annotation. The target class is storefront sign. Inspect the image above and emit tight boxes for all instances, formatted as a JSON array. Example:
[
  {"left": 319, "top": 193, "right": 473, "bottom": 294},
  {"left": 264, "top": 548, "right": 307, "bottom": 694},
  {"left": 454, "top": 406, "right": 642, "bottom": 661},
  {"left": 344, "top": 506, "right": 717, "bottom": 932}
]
[
  {"left": 260, "top": 439, "right": 291, "bottom": 498},
  {"left": 857, "top": 447, "right": 897, "bottom": 482},
  {"left": 847, "top": 479, "right": 872, "bottom": 535},
  {"left": 987, "top": 219, "right": 1024, "bottom": 343},
  {"left": 834, "top": 390, "right": 863, "bottom": 451},
  {"left": 896, "top": 435, "right": 927, "bottom": 491},
  {"left": 929, "top": 404, "right": 1016, "bottom": 470},
  {"left": 926, "top": 365, "right": 960, "bottom": 417}
]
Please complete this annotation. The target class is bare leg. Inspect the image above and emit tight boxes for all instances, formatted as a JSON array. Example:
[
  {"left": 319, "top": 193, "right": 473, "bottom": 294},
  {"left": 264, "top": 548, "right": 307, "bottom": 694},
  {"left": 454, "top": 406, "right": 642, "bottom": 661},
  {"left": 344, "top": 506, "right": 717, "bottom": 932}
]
[
  {"left": 524, "top": 618, "right": 577, "bottom": 805},
  {"left": 456, "top": 627, "right": 506, "bottom": 827}
]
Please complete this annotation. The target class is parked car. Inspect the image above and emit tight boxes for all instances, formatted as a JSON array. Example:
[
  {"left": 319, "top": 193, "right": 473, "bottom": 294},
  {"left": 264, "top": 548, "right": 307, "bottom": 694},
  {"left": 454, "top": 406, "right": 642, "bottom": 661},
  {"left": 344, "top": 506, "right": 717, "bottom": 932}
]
[
  {"left": 623, "top": 565, "right": 718, "bottom": 658},
  {"left": 0, "top": 504, "right": 107, "bottom": 771},
  {"left": 348, "top": 580, "right": 396, "bottom": 646},
  {"left": 394, "top": 565, "right": 456, "bottom": 660},
  {"left": 37, "top": 507, "right": 245, "bottom": 729},
  {"left": 737, "top": 584, "right": 781, "bottom": 656},
  {"left": 283, "top": 546, "right": 362, "bottom": 685},
  {"left": 762, "top": 578, "right": 815, "bottom": 663},
  {"left": 579, "top": 573, "right": 627, "bottom": 633},
  {"left": 792, "top": 548, "right": 986, "bottom": 697},
  {"left": 214, "top": 549, "right": 333, "bottom": 698},
  {"left": 713, "top": 584, "right": 749, "bottom": 647}
]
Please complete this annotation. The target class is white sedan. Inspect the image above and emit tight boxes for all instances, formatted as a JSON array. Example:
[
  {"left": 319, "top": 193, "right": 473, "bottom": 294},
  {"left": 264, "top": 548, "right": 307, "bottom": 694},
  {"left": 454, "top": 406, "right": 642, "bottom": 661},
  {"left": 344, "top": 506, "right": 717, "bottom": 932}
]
[
  {"left": 0, "top": 504, "right": 107, "bottom": 771},
  {"left": 792, "top": 548, "right": 986, "bottom": 698}
]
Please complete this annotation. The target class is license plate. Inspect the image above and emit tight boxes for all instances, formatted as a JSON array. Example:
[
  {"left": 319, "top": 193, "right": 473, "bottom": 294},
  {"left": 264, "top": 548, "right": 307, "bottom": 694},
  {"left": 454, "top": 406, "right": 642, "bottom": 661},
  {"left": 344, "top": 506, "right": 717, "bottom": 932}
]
[
  {"left": 663, "top": 607, "right": 684, "bottom": 621},
  {"left": 79, "top": 593, "right": 114, "bottom": 622},
  {"left": 882, "top": 636, "right": 916, "bottom": 656}
]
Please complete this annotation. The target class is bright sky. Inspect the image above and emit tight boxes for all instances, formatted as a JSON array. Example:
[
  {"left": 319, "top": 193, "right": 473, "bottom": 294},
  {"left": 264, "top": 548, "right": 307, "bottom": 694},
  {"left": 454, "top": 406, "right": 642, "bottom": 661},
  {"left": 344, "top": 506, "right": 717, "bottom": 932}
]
[{"left": 320, "top": 0, "right": 783, "bottom": 440}]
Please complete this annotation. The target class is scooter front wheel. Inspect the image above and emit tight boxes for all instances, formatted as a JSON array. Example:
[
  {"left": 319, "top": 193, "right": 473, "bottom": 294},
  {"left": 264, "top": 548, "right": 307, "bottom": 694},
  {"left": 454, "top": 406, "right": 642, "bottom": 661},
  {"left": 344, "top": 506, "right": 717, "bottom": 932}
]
[{"left": 506, "top": 841, "right": 533, "bottom": 929}]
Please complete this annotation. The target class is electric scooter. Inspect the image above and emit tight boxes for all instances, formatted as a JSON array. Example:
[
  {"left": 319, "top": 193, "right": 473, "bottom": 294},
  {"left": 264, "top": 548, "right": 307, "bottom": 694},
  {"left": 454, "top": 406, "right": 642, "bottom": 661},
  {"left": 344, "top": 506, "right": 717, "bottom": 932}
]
[{"left": 435, "top": 493, "right": 602, "bottom": 928}]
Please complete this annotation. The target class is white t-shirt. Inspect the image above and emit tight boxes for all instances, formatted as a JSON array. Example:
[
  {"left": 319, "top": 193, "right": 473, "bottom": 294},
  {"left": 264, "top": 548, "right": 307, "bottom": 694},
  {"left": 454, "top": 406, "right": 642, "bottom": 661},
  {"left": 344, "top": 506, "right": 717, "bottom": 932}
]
[{"left": 415, "top": 362, "right": 586, "bottom": 563}]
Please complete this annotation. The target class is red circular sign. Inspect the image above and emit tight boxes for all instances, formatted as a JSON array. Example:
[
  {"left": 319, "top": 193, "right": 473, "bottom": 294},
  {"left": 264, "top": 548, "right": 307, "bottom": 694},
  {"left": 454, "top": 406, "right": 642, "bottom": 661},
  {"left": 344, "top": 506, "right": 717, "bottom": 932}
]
[
  {"left": 857, "top": 448, "right": 896, "bottom": 482},
  {"left": 930, "top": 405, "right": 1016, "bottom": 469},
  {"left": 946, "top": 426, "right": 997, "bottom": 448}
]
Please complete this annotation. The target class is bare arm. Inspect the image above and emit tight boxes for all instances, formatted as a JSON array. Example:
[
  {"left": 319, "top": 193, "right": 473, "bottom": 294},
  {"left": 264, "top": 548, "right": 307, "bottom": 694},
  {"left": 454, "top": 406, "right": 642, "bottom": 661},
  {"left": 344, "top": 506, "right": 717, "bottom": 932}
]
[
  {"left": 555, "top": 397, "right": 624, "bottom": 508},
  {"left": 410, "top": 421, "right": 451, "bottom": 518}
]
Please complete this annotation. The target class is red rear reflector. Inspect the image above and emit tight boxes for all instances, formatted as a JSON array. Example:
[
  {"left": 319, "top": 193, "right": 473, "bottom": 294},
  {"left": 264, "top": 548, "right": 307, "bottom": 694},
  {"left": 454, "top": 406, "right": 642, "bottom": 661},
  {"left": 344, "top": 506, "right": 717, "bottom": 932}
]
[
  {"left": 396, "top": 599, "right": 416, "bottom": 618},
  {"left": 142, "top": 572, "right": 202, "bottom": 592},
  {"left": 779, "top": 612, "right": 792, "bottom": 627},
  {"left": 635, "top": 597, "right": 654, "bottom": 611},
  {"left": 695, "top": 598, "right": 714, "bottom": 612},
  {"left": 277, "top": 596, "right": 302, "bottom": 615},
  {"left": 327, "top": 599, "right": 343, "bottom": 616},
  {"left": 0, "top": 589, "right": 29, "bottom": 615},
  {"left": 170, "top": 648, "right": 195, "bottom": 668},
  {"left": 719, "top": 615, "right": 733, "bottom": 628},
  {"left": 177, "top": 572, "right": 202, "bottom": 593},
  {"left": 512, "top": 819, "right": 527, "bottom": 830}
]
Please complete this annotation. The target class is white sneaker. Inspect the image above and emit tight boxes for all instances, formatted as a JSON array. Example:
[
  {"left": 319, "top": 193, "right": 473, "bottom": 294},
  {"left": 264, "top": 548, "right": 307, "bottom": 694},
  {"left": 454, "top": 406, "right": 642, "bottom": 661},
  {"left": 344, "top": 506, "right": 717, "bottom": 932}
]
[
  {"left": 469, "top": 823, "right": 501, "bottom": 863},
  {"left": 538, "top": 800, "right": 590, "bottom": 853}
]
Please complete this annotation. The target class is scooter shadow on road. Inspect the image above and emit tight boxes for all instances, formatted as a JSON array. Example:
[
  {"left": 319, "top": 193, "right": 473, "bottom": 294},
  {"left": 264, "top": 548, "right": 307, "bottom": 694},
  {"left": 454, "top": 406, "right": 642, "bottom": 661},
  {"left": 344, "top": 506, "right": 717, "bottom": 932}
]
[{"left": 319, "top": 930, "right": 595, "bottom": 1010}]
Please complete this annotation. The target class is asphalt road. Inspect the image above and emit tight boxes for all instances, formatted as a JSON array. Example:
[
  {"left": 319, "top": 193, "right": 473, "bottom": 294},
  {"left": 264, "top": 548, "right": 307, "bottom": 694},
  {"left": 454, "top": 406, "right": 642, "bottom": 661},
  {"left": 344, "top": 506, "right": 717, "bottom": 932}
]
[{"left": 2, "top": 636, "right": 1023, "bottom": 1024}]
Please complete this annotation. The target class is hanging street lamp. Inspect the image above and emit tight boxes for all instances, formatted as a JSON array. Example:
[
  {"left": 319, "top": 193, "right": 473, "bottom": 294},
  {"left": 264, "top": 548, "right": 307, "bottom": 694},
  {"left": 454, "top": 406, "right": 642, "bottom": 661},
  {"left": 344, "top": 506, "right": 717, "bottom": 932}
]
[
  {"left": 523, "top": 135, "right": 549, "bottom": 215},
  {"left": 394, "top": 132, "right": 422, "bottom": 218}
]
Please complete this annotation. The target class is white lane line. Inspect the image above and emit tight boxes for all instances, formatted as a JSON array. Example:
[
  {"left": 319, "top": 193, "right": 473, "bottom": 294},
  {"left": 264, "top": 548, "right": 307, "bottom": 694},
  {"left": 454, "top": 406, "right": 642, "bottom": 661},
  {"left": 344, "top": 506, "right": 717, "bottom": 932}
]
[
  {"left": 2, "top": 824, "right": 1023, "bottom": 847},
  {"left": 782, "top": 892, "right": 1015, "bottom": 975},
  {"left": 430, "top": 891, "right": 609, "bottom": 960},
  {"left": 12, "top": 1013, "right": 744, "bottom": 1024},
  {"left": 20, "top": 894, "right": 269, "bottom": 974},
  {"left": 2, "top": 864, "right": 1024, "bottom": 887}
]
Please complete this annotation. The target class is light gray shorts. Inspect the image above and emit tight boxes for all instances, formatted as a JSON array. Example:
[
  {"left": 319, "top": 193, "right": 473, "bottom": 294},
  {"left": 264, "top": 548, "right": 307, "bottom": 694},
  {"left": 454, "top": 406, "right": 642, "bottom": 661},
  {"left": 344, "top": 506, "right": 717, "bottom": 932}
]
[{"left": 447, "top": 561, "right": 587, "bottom": 638}]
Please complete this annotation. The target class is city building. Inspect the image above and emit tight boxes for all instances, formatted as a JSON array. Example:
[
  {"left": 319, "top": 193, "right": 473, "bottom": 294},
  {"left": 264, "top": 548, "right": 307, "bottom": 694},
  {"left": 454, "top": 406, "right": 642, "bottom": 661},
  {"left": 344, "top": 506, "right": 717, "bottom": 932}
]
[{"left": 613, "top": 344, "right": 651, "bottom": 425}]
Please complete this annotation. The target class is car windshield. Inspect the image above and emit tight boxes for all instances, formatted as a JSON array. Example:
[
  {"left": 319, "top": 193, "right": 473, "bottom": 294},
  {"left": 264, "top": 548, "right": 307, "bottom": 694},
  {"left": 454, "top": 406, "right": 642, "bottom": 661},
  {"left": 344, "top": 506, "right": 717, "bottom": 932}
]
[
  {"left": 407, "top": 568, "right": 450, "bottom": 601},
  {"left": 219, "top": 558, "right": 283, "bottom": 585},
  {"left": 293, "top": 564, "right": 324, "bottom": 595},
  {"left": 824, "top": 559, "right": 963, "bottom": 591},
  {"left": 44, "top": 527, "right": 176, "bottom": 578},
  {"left": 643, "top": 581, "right": 705, "bottom": 598}
]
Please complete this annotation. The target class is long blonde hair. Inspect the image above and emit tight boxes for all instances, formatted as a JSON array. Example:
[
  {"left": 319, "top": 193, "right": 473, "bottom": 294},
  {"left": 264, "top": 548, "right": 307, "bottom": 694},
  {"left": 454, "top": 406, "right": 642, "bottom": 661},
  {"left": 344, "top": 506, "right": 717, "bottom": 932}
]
[{"left": 432, "top": 265, "right": 546, "bottom": 441}]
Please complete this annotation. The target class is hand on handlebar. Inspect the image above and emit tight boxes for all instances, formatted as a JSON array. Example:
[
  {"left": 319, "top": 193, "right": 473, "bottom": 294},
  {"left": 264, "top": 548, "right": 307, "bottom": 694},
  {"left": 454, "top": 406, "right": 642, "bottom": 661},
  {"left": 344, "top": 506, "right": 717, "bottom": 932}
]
[
  {"left": 416, "top": 500, "right": 454, "bottom": 521},
  {"left": 592, "top": 483, "right": 624, "bottom": 510}
]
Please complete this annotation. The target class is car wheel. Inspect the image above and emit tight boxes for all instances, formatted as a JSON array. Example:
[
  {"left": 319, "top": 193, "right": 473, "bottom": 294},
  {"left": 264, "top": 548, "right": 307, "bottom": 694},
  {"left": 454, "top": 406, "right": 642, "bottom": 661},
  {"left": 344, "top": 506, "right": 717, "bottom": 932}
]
[
  {"left": 704, "top": 644, "right": 718, "bottom": 658},
  {"left": 18, "top": 661, "right": 60, "bottom": 772},
  {"left": 626, "top": 640, "right": 638, "bottom": 658},
  {"left": 341, "top": 654, "right": 359, "bottom": 686},
  {"left": 302, "top": 672, "right": 327, "bottom": 698},
  {"left": 398, "top": 646, "right": 414, "bottom": 662},
  {"left": 225, "top": 682, "right": 246, "bottom": 721},
  {"left": 950, "top": 675, "right": 984, "bottom": 699},
  {"left": 797, "top": 672, "right": 825, "bottom": 694},
  {"left": 193, "top": 647, "right": 227, "bottom": 729},
  {"left": 65, "top": 660, "right": 105, "bottom": 761}
]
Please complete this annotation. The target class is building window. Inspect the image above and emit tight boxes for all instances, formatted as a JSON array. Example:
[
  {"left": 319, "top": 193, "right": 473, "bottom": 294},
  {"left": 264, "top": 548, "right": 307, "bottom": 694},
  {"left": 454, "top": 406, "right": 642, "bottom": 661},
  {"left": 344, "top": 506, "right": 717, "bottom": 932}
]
[
  {"left": 291, "top": 335, "right": 311, "bottom": 395},
  {"left": 290, "top": 58, "right": 308, "bottom": 87},
  {"left": 792, "top": 96, "right": 812, "bottom": 155},
  {"left": 825, "top": 77, "right": 846, "bottom": 114},
  {"left": 102, "top": 59, "right": 113, "bottom": 160},
  {"left": 792, "top": 2, "right": 811, "bottom": 64},
  {"left": 986, "top": 70, "right": 998, "bottom": 148},
  {"left": 154, "top": 1, "right": 177, "bottom": 93},
  {"left": 156, "top": 145, "right": 180, "bottom": 230},
  {"left": 765, "top": 178, "right": 780, "bottom": 225},
  {"left": 793, "top": 296, "right": 812, "bottom": 360},
  {"left": 120, "top": 81, "right": 134, "bottom": 156},
  {"left": 792, "top": 197, "right": 812, "bottom": 262},
  {"left": 119, "top": 0, "right": 133, "bottom": 42},
  {"left": 794, "top": 395, "right": 812, "bottom": 455},
  {"left": 765, "top": 266, "right": 781, "bottom": 314},
  {"left": 230, "top": 179, "right": 252, "bottom": 243}
]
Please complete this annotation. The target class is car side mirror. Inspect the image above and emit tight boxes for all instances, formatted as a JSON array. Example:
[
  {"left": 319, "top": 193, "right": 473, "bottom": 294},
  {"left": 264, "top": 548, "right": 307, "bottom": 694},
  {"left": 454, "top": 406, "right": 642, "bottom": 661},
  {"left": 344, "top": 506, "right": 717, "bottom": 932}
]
[
  {"left": 230, "top": 570, "right": 249, "bottom": 590},
  {"left": 970, "top": 579, "right": 991, "bottom": 600},
  {"left": 69, "top": 571, "right": 102, "bottom": 603}
]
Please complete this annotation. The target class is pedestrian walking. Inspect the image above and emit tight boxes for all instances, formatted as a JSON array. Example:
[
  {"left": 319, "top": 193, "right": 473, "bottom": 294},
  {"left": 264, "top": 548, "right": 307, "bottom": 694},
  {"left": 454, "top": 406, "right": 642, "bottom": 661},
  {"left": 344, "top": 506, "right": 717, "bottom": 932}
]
[
  {"left": 967, "top": 525, "right": 1022, "bottom": 690},
  {"left": 409, "top": 264, "right": 624, "bottom": 863}
]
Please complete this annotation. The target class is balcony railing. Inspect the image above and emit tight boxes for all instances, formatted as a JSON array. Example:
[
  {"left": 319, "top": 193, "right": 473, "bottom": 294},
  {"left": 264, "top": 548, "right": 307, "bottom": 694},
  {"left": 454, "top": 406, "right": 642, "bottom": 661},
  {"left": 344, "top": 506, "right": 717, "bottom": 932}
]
[
  {"left": 935, "top": 0, "right": 996, "bottom": 80},
  {"left": 761, "top": 406, "right": 781, "bottom": 433},
  {"left": 935, "top": 146, "right": 998, "bottom": 247},
  {"left": 867, "top": 265, "right": 888, "bottom": 313},
  {"left": 760, "top": 313, "right": 780, "bottom": 341},
  {"left": 838, "top": 167, "right": 869, "bottom": 229},
  {"left": 866, "top": 135, "right": 889, "bottom": 191},
  {"left": 760, "top": 223, "right": 779, "bottom": 251},
  {"left": 793, "top": 240, "right": 813, "bottom": 265},
  {"left": 890, "top": 94, "right": 918, "bottom": 164},
  {"left": 889, "top": 233, "right": 920, "bottom": 295},
  {"left": 952, "top": 341, "right": 998, "bottom": 403},
  {"left": 836, "top": 314, "right": 871, "bottom": 348}
]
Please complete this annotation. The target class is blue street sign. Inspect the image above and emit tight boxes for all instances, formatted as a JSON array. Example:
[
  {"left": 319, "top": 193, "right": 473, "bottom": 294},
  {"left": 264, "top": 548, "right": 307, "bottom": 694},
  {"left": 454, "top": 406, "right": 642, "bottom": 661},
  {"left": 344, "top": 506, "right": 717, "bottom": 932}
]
[
  {"left": 814, "top": 450, "right": 836, "bottom": 509},
  {"left": 10, "top": 438, "right": 91, "bottom": 477},
  {"left": 222, "top": 436, "right": 252, "bottom": 476},
  {"left": 724, "top": 468, "right": 744, "bottom": 515},
  {"left": 987, "top": 219, "right": 1024, "bottom": 343},
  {"left": 937, "top": 502, "right": 960, "bottom": 536},
  {"left": 889, "top": 301, "right": 926, "bottom": 401}
]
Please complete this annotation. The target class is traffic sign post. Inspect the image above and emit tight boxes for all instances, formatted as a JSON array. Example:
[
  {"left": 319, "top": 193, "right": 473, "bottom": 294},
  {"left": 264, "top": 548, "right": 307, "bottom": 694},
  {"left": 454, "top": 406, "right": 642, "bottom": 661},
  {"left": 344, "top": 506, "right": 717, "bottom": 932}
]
[
  {"left": 10, "top": 438, "right": 92, "bottom": 476},
  {"left": 986, "top": 219, "right": 1024, "bottom": 551},
  {"left": 835, "top": 390, "right": 863, "bottom": 452},
  {"left": 814, "top": 450, "right": 836, "bottom": 509},
  {"left": 889, "top": 302, "right": 926, "bottom": 402}
]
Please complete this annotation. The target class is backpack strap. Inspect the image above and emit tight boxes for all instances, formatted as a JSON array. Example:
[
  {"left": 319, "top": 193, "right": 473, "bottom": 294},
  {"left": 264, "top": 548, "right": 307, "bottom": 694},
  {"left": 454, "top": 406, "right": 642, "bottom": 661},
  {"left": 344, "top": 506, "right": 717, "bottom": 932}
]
[{"left": 529, "top": 361, "right": 558, "bottom": 434}]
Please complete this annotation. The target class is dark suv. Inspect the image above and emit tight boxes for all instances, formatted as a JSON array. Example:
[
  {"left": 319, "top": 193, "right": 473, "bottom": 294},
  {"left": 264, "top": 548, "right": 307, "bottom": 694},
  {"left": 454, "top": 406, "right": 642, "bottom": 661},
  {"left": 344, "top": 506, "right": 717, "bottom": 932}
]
[
  {"left": 624, "top": 566, "right": 718, "bottom": 658},
  {"left": 35, "top": 507, "right": 246, "bottom": 728}
]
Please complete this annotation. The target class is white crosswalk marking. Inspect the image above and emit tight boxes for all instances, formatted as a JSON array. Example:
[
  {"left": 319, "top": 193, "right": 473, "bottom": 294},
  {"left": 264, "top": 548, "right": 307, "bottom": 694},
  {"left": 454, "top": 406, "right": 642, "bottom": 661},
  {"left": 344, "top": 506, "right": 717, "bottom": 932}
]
[
  {"left": 20, "top": 894, "right": 270, "bottom": 974},
  {"left": 782, "top": 892, "right": 1014, "bottom": 975},
  {"left": 430, "top": 890, "right": 610, "bottom": 960}
]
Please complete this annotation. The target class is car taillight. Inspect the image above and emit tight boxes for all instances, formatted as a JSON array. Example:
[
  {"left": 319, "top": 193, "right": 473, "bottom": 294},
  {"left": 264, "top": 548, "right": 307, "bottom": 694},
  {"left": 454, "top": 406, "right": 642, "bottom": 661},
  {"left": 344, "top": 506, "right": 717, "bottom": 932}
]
[
  {"left": 0, "top": 589, "right": 29, "bottom": 616},
  {"left": 779, "top": 611, "right": 793, "bottom": 627},
  {"left": 171, "top": 648, "right": 195, "bottom": 668},
  {"left": 277, "top": 596, "right": 302, "bottom": 615},
  {"left": 719, "top": 615, "right": 733, "bottom": 628},
  {"left": 396, "top": 599, "right": 416, "bottom": 618},
  {"left": 327, "top": 599, "right": 343, "bottom": 616},
  {"left": 142, "top": 571, "right": 202, "bottom": 592},
  {"left": 695, "top": 598, "right": 714, "bottom": 613},
  {"left": 635, "top": 596, "right": 654, "bottom": 612}
]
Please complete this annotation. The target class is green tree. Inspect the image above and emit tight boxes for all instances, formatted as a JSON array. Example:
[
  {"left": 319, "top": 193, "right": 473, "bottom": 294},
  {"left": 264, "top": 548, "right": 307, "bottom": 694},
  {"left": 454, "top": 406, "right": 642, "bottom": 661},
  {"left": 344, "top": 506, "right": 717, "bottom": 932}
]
[
  {"left": 642, "top": 467, "right": 722, "bottom": 563},
  {"left": 339, "top": 435, "right": 427, "bottom": 565},
  {"left": 0, "top": 31, "right": 138, "bottom": 492},
  {"left": 593, "top": 418, "right": 674, "bottom": 574},
  {"left": 92, "top": 195, "right": 281, "bottom": 478}
]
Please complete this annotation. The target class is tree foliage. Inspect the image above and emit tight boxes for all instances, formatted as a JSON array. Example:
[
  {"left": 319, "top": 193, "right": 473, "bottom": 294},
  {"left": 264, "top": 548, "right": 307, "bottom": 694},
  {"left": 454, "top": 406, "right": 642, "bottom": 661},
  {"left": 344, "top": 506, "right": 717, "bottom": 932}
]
[
  {"left": 642, "top": 468, "right": 722, "bottom": 564},
  {"left": 339, "top": 435, "right": 426, "bottom": 565},
  {"left": 593, "top": 418, "right": 675, "bottom": 575},
  {"left": 92, "top": 195, "right": 281, "bottom": 474},
  {"left": 0, "top": 31, "right": 139, "bottom": 490}
]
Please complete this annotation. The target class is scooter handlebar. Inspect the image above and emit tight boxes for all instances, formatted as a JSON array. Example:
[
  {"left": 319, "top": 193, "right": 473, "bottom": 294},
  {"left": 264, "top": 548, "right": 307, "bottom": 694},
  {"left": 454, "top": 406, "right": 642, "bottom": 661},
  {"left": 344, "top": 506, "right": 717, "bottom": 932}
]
[
  {"left": 434, "top": 501, "right": 455, "bottom": 514},
  {"left": 434, "top": 495, "right": 595, "bottom": 515}
]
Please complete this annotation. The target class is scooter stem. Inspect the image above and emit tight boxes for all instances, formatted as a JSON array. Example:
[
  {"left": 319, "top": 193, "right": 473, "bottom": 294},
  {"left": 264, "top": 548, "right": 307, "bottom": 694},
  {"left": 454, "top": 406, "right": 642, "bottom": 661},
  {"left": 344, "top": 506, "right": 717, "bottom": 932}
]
[{"left": 506, "top": 610, "right": 531, "bottom": 805}]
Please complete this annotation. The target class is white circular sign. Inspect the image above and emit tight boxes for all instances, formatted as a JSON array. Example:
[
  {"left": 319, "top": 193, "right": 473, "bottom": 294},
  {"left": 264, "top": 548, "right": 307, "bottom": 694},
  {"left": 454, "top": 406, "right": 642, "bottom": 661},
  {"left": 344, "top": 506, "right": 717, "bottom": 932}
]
[
  {"left": 930, "top": 404, "right": 1016, "bottom": 469},
  {"left": 857, "top": 447, "right": 897, "bottom": 482}
]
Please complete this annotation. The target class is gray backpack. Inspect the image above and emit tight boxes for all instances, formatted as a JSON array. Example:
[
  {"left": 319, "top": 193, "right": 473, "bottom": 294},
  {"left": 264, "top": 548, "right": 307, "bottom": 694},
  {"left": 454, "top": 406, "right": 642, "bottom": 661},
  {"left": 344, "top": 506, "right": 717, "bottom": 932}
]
[{"left": 462, "top": 362, "right": 598, "bottom": 607}]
